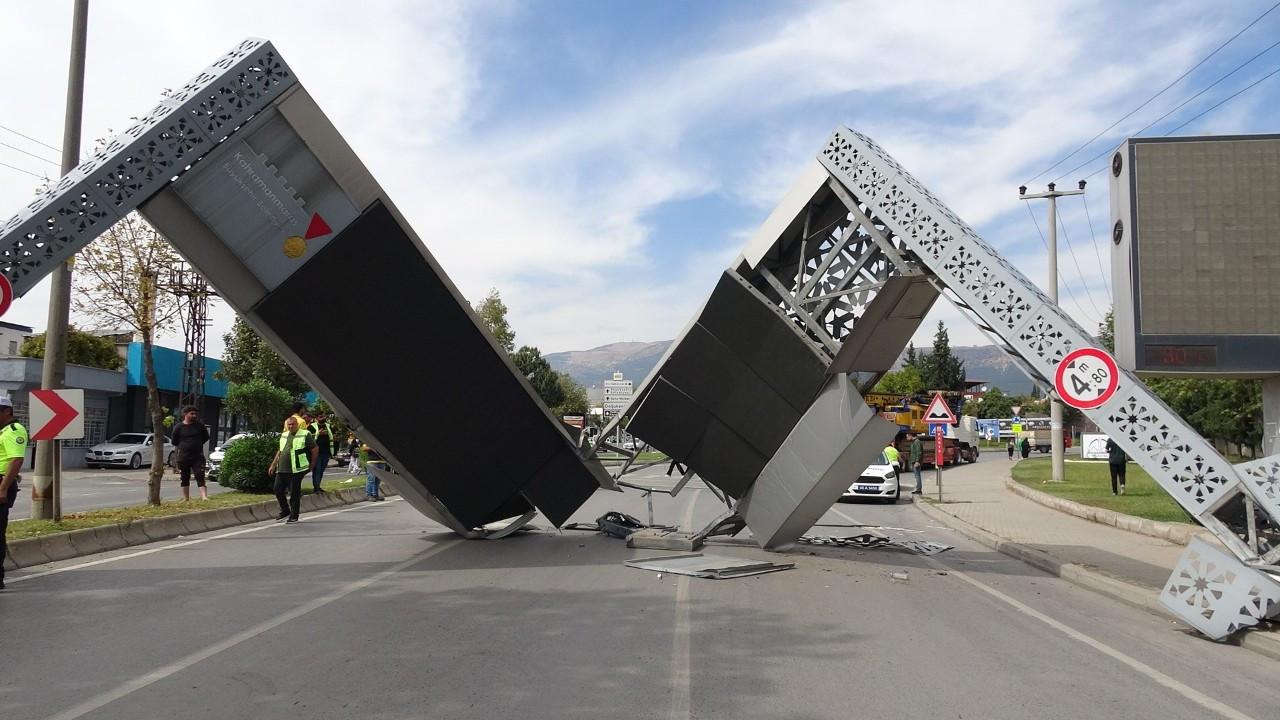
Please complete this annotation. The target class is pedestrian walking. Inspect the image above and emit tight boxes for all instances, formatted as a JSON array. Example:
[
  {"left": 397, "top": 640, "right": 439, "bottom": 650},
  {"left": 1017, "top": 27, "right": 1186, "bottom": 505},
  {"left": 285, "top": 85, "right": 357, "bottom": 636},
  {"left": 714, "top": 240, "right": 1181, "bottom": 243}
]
[
  {"left": 308, "top": 411, "right": 336, "bottom": 492},
  {"left": 268, "top": 416, "right": 317, "bottom": 524},
  {"left": 1006, "top": 439, "right": 1015, "bottom": 460},
  {"left": 364, "top": 441, "right": 387, "bottom": 501},
  {"left": 171, "top": 405, "right": 211, "bottom": 500},
  {"left": 346, "top": 433, "right": 361, "bottom": 473},
  {"left": 0, "top": 396, "right": 29, "bottom": 591},
  {"left": 908, "top": 432, "right": 924, "bottom": 495},
  {"left": 1019, "top": 436, "right": 1031, "bottom": 459},
  {"left": 1105, "top": 437, "right": 1128, "bottom": 495}
]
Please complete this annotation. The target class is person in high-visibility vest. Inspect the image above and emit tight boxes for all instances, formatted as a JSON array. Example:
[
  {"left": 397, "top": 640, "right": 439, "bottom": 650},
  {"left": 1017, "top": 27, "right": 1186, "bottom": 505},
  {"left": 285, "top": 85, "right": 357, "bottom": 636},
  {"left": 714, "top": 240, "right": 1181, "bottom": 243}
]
[
  {"left": 0, "top": 396, "right": 29, "bottom": 590},
  {"left": 883, "top": 441, "right": 900, "bottom": 477},
  {"left": 307, "top": 411, "right": 336, "bottom": 493},
  {"left": 267, "top": 415, "right": 317, "bottom": 524}
]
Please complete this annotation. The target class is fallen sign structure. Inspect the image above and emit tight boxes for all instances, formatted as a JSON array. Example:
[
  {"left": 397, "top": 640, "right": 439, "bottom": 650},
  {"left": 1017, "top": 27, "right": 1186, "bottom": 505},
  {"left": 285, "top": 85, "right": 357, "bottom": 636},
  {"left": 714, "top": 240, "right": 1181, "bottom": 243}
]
[
  {"left": 598, "top": 127, "right": 1279, "bottom": 641},
  {"left": 0, "top": 39, "right": 614, "bottom": 537}
]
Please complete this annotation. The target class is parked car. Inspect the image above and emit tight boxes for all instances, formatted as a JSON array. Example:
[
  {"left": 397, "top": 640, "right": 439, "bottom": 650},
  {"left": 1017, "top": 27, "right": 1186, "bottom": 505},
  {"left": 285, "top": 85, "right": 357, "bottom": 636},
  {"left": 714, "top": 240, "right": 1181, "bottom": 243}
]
[
  {"left": 85, "top": 433, "right": 175, "bottom": 469},
  {"left": 840, "top": 450, "right": 900, "bottom": 504},
  {"left": 209, "top": 433, "right": 252, "bottom": 475}
]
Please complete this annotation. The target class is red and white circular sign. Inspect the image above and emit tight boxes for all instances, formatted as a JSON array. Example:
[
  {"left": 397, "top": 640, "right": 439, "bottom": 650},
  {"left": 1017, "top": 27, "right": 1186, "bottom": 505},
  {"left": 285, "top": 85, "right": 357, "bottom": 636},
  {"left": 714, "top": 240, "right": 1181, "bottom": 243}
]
[
  {"left": 1054, "top": 347, "right": 1119, "bottom": 409},
  {"left": 0, "top": 274, "right": 11, "bottom": 318}
]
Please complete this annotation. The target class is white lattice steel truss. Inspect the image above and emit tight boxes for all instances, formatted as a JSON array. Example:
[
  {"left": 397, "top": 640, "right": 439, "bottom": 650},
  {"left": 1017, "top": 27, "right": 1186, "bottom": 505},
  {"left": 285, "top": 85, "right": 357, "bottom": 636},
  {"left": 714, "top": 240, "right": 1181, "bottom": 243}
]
[
  {"left": 0, "top": 37, "right": 1275, "bottom": 640},
  {"left": 733, "top": 127, "right": 1280, "bottom": 640}
]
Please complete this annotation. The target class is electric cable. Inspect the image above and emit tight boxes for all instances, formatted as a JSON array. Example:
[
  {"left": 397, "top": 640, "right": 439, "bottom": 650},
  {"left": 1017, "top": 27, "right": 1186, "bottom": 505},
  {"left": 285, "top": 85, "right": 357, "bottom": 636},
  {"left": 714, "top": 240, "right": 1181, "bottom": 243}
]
[
  {"left": 1167, "top": 64, "right": 1280, "bottom": 134},
  {"left": 1022, "top": 203, "right": 1102, "bottom": 328},
  {"left": 0, "top": 160, "right": 46, "bottom": 179},
  {"left": 0, "top": 123, "right": 61, "bottom": 153},
  {"left": 1080, "top": 194, "right": 1111, "bottom": 299},
  {"left": 1056, "top": 208, "right": 1107, "bottom": 320},
  {"left": 0, "top": 140, "right": 59, "bottom": 168},
  {"left": 1024, "top": 1, "right": 1280, "bottom": 186}
]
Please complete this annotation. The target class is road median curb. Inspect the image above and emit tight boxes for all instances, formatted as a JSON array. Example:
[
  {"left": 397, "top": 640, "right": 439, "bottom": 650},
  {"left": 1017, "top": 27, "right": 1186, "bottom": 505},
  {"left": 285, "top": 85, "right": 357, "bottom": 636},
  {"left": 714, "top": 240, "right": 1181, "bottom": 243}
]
[
  {"left": 4, "top": 487, "right": 371, "bottom": 572},
  {"left": 1003, "top": 477, "right": 1212, "bottom": 545}
]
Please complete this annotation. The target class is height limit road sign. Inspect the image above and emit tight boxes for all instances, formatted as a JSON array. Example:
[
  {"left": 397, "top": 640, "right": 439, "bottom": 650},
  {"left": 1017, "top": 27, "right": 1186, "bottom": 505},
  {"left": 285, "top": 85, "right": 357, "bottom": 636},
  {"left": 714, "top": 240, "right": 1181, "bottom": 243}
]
[
  {"left": 1054, "top": 347, "right": 1120, "bottom": 410},
  {"left": 30, "top": 389, "right": 84, "bottom": 441}
]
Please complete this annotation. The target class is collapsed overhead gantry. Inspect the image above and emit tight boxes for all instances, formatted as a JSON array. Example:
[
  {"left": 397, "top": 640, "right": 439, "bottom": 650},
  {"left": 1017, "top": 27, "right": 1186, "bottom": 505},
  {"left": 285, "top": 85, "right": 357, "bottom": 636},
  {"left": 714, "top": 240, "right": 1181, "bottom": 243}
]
[{"left": 2, "top": 39, "right": 1275, "bottom": 641}]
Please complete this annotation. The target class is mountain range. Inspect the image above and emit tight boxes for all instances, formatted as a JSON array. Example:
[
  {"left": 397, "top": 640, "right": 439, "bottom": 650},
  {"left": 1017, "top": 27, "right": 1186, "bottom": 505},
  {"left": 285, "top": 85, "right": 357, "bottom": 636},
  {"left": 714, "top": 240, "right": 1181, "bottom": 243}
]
[{"left": 546, "top": 340, "right": 1036, "bottom": 395}]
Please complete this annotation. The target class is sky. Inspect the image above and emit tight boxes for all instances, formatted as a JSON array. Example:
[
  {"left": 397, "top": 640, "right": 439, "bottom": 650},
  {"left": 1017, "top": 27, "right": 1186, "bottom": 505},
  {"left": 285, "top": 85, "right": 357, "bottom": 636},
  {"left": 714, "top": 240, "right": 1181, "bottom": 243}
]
[{"left": 2, "top": 1, "right": 1278, "bottom": 363}]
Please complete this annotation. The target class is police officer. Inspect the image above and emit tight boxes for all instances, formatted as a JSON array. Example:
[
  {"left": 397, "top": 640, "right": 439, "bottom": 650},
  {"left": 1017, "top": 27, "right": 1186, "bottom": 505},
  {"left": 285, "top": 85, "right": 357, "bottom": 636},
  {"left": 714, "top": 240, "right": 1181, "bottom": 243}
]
[
  {"left": 267, "top": 416, "right": 316, "bottom": 524},
  {"left": 0, "top": 396, "right": 30, "bottom": 590}
]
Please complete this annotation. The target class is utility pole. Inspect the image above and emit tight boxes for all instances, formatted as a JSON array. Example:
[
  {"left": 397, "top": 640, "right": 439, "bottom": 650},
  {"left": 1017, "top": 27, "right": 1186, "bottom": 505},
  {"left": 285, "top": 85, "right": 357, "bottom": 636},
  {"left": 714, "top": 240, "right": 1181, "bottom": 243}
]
[
  {"left": 32, "top": 0, "right": 89, "bottom": 520},
  {"left": 1019, "top": 180, "right": 1085, "bottom": 484}
]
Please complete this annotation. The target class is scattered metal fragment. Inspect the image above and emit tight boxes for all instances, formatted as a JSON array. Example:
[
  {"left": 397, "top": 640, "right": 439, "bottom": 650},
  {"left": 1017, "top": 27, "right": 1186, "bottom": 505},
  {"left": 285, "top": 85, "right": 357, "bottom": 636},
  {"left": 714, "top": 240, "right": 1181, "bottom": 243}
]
[
  {"left": 625, "top": 552, "right": 795, "bottom": 579},
  {"left": 797, "top": 534, "right": 952, "bottom": 555}
]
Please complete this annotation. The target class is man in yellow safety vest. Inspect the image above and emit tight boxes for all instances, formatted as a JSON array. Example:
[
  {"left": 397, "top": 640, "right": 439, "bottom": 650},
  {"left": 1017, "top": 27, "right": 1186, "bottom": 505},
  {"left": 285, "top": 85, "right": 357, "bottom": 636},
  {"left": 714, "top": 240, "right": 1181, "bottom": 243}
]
[
  {"left": 267, "top": 415, "right": 317, "bottom": 524},
  {"left": 0, "top": 396, "right": 29, "bottom": 590}
]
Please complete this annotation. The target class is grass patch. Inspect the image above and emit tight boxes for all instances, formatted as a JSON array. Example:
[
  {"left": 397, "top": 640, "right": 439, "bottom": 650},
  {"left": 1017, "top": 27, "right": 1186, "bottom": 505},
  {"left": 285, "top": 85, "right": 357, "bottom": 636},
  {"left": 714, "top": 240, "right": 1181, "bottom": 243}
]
[
  {"left": 6, "top": 472, "right": 365, "bottom": 541},
  {"left": 1011, "top": 456, "right": 1195, "bottom": 525}
]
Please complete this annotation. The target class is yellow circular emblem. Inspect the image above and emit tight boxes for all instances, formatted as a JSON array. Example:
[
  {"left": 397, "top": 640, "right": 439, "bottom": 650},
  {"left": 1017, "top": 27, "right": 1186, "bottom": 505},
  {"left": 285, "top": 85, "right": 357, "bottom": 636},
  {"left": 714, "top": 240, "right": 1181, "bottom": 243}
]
[{"left": 282, "top": 236, "right": 307, "bottom": 258}]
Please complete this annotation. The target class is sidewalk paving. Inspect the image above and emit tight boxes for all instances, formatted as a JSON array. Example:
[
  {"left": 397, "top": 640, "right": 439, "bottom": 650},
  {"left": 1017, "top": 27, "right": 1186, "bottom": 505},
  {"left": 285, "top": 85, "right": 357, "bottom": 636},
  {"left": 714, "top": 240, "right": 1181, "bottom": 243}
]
[{"left": 913, "top": 457, "right": 1280, "bottom": 662}]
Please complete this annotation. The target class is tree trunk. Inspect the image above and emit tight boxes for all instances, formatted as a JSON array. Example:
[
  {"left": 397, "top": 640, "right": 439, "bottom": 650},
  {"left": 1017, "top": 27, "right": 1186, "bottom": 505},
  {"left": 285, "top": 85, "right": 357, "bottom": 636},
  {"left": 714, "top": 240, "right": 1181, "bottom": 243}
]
[{"left": 143, "top": 332, "right": 166, "bottom": 505}]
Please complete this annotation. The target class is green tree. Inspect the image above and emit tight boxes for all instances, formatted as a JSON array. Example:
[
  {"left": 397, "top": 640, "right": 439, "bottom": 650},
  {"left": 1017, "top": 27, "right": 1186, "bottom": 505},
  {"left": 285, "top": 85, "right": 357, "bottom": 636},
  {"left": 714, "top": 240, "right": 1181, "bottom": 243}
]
[
  {"left": 21, "top": 326, "right": 123, "bottom": 370},
  {"left": 975, "top": 386, "right": 1013, "bottom": 419},
  {"left": 1097, "top": 308, "right": 1114, "bottom": 353},
  {"left": 72, "top": 212, "right": 182, "bottom": 505},
  {"left": 873, "top": 365, "right": 924, "bottom": 394},
  {"left": 512, "top": 345, "right": 565, "bottom": 411},
  {"left": 552, "top": 371, "right": 589, "bottom": 418},
  {"left": 225, "top": 378, "right": 294, "bottom": 434},
  {"left": 919, "top": 322, "right": 966, "bottom": 391},
  {"left": 473, "top": 288, "right": 516, "bottom": 353},
  {"left": 217, "top": 317, "right": 309, "bottom": 398}
]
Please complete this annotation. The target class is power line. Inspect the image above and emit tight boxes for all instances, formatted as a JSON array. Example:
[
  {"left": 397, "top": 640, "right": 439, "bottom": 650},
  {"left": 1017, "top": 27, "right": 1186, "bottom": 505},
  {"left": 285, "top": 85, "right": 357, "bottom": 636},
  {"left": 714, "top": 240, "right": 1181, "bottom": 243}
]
[
  {"left": 1053, "top": 43, "right": 1280, "bottom": 183},
  {"left": 1026, "top": 1, "right": 1280, "bottom": 185},
  {"left": 1167, "top": 64, "right": 1280, "bottom": 134},
  {"left": 1022, "top": 202, "right": 1102, "bottom": 328},
  {"left": 0, "top": 123, "right": 61, "bottom": 153},
  {"left": 1080, "top": 194, "right": 1111, "bottom": 299},
  {"left": 0, "top": 160, "right": 45, "bottom": 179},
  {"left": 1056, "top": 207, "right": 1106, "bottom": 320},
  {"left": 0, "top": 140, "right": 60, "bottom": 168}
]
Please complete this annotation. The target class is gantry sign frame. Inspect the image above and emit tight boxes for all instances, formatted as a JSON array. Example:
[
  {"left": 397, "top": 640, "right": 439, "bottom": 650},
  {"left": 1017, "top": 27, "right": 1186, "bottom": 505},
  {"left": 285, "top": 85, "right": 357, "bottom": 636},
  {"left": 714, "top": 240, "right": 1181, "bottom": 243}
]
[
  {"left": 0, "top": 39, "right": 614, "bottom": 537},
  {"left": 609, "top": 128, "right": 1279, "bottom": 640}
]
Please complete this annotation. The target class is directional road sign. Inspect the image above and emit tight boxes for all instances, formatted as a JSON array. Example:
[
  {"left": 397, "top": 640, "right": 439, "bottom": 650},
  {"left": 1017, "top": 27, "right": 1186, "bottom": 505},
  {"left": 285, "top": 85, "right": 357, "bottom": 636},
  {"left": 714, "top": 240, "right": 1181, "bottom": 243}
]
[
  {"left": 922, "top": 392, "right": 958, "bottom": 424},
  {"left": 1054, "top": 347, "right": 1120, "bottom": 410},
  {"left": 30, "top": 389, "right": 84, "bottom": 441}
]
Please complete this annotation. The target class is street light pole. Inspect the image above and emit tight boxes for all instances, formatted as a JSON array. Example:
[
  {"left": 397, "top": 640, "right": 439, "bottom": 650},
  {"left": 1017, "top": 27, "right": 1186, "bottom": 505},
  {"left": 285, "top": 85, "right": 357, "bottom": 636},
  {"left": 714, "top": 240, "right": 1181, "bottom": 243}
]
[
  {"left": 32, "top": 0, "right": 89, "bottom": 520},
  {"left": 1019, "top": 181, "right": 1084, "bottom": 484}
]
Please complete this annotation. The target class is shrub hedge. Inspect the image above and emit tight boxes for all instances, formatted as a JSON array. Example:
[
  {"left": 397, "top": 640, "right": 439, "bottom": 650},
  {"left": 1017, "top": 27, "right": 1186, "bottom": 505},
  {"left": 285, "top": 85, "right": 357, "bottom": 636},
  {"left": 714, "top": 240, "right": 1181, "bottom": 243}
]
[{"left": 216, "top": 433, "right": 280, "bottom": 492}]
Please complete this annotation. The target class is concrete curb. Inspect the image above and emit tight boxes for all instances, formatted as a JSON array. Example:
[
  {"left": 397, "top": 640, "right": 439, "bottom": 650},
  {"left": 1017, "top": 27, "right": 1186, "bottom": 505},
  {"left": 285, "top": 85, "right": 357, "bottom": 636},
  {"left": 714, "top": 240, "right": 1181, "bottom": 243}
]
[
  {"left": 1003, "top": 477, "right": 1214, "bottom": 545},
  {"left": 4, "top": 487, "right": 371, "bottom": 571},
  {"left": 914, "top": 497, "right": 1280, "bottom": 662}
]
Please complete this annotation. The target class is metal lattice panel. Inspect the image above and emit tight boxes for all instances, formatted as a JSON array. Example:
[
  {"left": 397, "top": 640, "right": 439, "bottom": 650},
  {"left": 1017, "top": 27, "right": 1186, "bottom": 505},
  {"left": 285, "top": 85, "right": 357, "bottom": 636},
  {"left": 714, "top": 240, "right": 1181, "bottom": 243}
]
[
  {"left": 0, "top": 39, "right": 295, "bottom": 296},
  {"left": 1160, "top": 538, "right": 1280, "bottom": 640},
  {"left": 815, "top": 128, "right": 1270, "bottom": 530}
]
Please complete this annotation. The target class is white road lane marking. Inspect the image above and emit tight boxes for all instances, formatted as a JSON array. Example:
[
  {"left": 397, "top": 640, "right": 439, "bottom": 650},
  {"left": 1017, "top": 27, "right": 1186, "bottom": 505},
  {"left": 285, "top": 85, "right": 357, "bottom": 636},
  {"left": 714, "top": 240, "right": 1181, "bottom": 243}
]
[
  {"left": 42, "top": 534, "right": 462, "bottom": 720},
  {"left": 10, "top": 499, "right": 401, "bottom": 583},
  {"left": 927, "top": 558, "right": 1255, "bottom": 720},
  {"left": 668, "top": 489, "right": 700, "bottom": 720}
]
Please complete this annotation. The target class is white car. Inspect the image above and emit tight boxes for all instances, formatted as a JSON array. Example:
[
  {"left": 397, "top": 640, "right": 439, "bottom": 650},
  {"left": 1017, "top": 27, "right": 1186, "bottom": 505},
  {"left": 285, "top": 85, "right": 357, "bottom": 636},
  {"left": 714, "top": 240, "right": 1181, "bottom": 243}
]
[
  {"left": 209, "top": 433, "right": 252, "bottom": 474},
  {"left": 85, "top": 433, "right": 175, "bottom": 469},
  {"left": 840, "top": 450, "right": 901, "bottom": 504}
]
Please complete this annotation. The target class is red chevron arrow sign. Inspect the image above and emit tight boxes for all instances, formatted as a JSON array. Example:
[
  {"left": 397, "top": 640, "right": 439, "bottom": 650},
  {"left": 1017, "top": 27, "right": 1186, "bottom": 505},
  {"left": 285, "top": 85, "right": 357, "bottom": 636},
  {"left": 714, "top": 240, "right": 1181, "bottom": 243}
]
[{"left": 30, "top": 389, "right": 84, "bottom": 441}]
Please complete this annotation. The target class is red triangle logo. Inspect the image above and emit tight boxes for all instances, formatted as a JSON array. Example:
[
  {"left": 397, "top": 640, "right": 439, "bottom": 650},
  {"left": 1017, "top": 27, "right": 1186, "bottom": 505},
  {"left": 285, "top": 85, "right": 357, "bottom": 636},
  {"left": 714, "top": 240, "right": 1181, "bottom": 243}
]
[{"left": 304, "top": 213, "right": 332, "bottom": 240}]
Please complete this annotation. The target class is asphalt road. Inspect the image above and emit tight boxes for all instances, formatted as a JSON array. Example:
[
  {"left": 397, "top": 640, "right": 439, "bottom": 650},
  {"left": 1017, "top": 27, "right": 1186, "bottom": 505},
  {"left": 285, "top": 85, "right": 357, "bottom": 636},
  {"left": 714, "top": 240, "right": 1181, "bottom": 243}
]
[{"left": 2, "top": 455, "right": 1274, "bottom": 719}]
